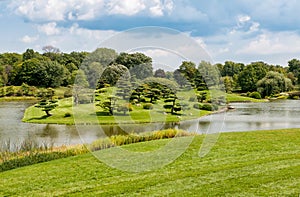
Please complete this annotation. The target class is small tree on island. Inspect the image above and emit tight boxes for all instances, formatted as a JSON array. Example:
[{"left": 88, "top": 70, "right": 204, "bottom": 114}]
[
  {"left": 97, "top": 96, "right": 118, "bottom": 115},
  {"left": 164, "top": 95, "right": 181, "bottom": 114},
  {"left": 35, "top": 99, "right": 58, "bottom": 116},
  {"left": 35, "top": 88, "right": 58, "bottom": 116}
]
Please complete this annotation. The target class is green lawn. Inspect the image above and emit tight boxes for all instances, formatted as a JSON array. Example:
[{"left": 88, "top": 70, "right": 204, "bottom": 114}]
[
  {"left": 22, "top": 89, "right": 263, "bottom": 125},
  {"left": 1, "top": 129, "right": 300, "bottom": 196}
]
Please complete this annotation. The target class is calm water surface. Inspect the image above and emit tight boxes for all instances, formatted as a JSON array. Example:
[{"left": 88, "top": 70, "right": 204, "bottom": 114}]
[{"left": 0, "top": 100, "right": 299, "bottom": 147}]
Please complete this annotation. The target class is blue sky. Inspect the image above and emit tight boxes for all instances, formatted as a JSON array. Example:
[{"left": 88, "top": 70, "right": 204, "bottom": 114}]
[{"left": 1, "top": 0, "right": 300, "bottom": 67}]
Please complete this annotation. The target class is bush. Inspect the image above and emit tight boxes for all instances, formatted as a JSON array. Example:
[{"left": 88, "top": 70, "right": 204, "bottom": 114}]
[
  {"left": 193, "top": 103, "right": 217, "bottom": 111},
  {"left": 193, "top": 103, "right": 203, "bottom": 109},
  {"left": 5, "top": 86, "right": 15, "bottom": 96},
  {"left": 143, "top": 103, "right": 153, "bottom": 110},
  {"left": 64, "top": 89, "right": 73, "bottom": 98},
  {"left": 201, "top": 103, "right": 213, "bottom": 111},
  {"left": 249, "top": 91, "right": 262, "bottom": 99},
  {"left": 64, "top": 112, "right": 72, "bottom": 117}
]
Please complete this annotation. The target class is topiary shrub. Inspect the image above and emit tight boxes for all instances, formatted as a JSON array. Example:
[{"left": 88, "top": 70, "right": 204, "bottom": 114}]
[
  {"left": 193, "top": 103, "right": 203, "bottom": 109},
  {"left": 143, "top": 103, "right": 153, "bottom": 110},
  {"left": 249, "top": 91, "right": 262, "bottom": 99},
  {"left": 64, "top": 112, "right": 72, "bottom": 117}
]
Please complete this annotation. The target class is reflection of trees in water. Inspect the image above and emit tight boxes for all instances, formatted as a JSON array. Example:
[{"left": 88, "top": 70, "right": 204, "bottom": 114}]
[{"left": 40, "top": 124, "right": 59, "bottom": 138}]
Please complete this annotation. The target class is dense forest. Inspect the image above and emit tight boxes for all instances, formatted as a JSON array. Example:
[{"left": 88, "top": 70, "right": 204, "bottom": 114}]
[{"left": 0, "top": 46, "right": 299, "bottom": 99}]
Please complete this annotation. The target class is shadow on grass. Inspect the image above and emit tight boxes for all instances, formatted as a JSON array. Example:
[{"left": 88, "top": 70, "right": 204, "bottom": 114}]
[
  {"left": 26, "top": 115, "right": 49, "bottom": 121},
  {"left": 95, "top": 111, "right": 111, "bottom": 116}
]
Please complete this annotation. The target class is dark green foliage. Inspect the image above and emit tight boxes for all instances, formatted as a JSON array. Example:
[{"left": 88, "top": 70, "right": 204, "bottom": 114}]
[
  {"left": 288, "top": 59, "right": 300, "bottom": 84},
  {"left": 196, "top": 92, "right": 207, "bottom": 102},
  {"left": 143, "top": 103, "right": 153, "bottom": 110},
  {"left": 238, "top": 62, "right": 268, "bottom": 92},
  {"left": 63, "top": 88, "right": 73, "bottom": 98},
  {"left": 35, "top": 99, "right": 58, "bottom": 116},
  {"left": 249, "top": 91, "right": 262, "bottom": 99},
  {"left": 64, "top": 112, "right": 72, "bottom": 117},
  {"left": 13, "top": 59, "right": 66, "bottom": 87},
  {"left": 145, "top": 88, "right": 161, "bottom": 103},
  {"left": 220, "top": 61, "right": 244, "bottom": 77},
  {"left": 163, "top": 95, "right": 181, "bottom": 114},
  {"left": 154, "top": 69, "right": 166, "bottom": 78},
  {"left": 179, "top": 61, "right": 197, "bottom": 84},
  {"left": 5, "top": 86, "right": 15, "bottom": 96},
  {"left": 173, "top": 69, "right": 187, "bottom": 87},
  {"left": 98, "top": 64, "right": 129, "bottom": 86},
  {"left": 97, "top": 96, "right": 118, "bottom": 115},
  {"left": 115, "top": 52, "right": 151, "bottom": 69},
  {"left": 193, "top": 103, "right": 217, "bottom": 111},
  {"left": 257, "top": 71, "right": 293, "bottom": 97}
]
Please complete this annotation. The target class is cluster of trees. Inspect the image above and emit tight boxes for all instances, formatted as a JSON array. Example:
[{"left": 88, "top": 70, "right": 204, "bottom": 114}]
[
  {"left": 1, "top": 46, "right": 300, "bottom": 100},
  {"left": 216, "top": 61, "right": 295, "bottom": 97}
]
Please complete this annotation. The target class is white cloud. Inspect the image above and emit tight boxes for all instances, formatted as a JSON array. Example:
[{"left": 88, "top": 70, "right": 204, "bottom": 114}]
[
  {"left": 37, "top": 22, "right": 61, "bottom": 36},
  {"left": 238, "top": 31, "right": 300, "bottom": 55},
  {"left": 107, "top": 0, "right": 145, "bottom": 16},
  {"left": 142, "top": 49, "right": 170, "bottom": 57},
  {"left": 20, "top": 35, "right": 39, "bottom": 43},
  {"left": 10, "top": 0, "right": 105, "bottom": 21},
  {"left": 238, "top": 15, "right": 251, "bottom": 24},
  {"left": 148, "top": 0, "right": 174, "bottom": 17}
]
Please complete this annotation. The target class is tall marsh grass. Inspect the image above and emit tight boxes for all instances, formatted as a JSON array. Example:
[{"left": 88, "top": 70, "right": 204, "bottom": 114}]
[{"left": 89, "top": 129, "right": 195, "bottom": 151}]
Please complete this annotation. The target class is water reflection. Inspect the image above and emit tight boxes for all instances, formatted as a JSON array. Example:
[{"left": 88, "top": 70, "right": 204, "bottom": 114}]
[{"left": 0, "top": 100, "right": 300, "bottom": 147}]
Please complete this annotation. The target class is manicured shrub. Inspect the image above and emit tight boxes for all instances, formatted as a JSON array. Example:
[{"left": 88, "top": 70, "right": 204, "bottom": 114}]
[
  {"left": 64, "top": 112, "right": 72, "bottom": 117},
  {"left": 249, "top": 91, "right": 262, "bottom": 99},
  {"left": 193, "top": 103, "right": 217, "bottom": 111},
  {"left": 143, "top": 103, "right": 153, "bottom": 110},
  {"left": 64, "top": 89, "right": 73, "bottom": 98}
]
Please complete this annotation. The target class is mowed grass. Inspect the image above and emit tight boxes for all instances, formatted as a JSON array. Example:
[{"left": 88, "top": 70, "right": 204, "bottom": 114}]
[
  {"left": 23, "top": 97, "right": 212, "bottom": 125},
  {"left": 1, "top": 129, "right": 300, "bottom": 196},
  {"left": 22, "top": 89, "right": 262, "bottom": 125}
]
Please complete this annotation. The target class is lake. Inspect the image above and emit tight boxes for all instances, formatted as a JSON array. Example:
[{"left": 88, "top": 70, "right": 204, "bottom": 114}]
[{"left": 0, "top": 100, "right": 299, "bottom": 147}]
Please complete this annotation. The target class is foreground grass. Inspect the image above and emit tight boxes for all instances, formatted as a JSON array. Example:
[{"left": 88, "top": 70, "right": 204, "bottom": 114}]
[
  {"left": 0, "top": 129, "right": 192, "bottom": 172},
  {"left": 1, "top": 129, "right": 299, "bottom": 196}
]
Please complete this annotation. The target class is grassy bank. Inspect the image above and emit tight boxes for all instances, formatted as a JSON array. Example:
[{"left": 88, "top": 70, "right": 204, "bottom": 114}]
[
  {"left": 0, "top": 129, "right": 192, "bottom": 172},
  {"left": 1, "top": 129, "right": 299, "bottom": 196}
]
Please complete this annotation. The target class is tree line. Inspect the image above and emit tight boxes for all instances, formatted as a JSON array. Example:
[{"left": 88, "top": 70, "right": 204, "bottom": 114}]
[{"left": 1, "top": 46, "right": 300, "bottom": 98}]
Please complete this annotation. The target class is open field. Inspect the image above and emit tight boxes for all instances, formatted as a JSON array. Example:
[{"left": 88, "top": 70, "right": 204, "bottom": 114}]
[{"left": 1, "top": 129, "right": 299, "bottom": 196}]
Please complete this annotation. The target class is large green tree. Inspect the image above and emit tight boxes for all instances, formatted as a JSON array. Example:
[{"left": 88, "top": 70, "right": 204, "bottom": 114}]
[
  {"left": 179, "top": 61, "right": 197, "bottom": 83},
  {"left": 98, "top": 64, "right": 129, "bottom": 87},
  {"left": 288, "top": 59, "right": 300, "bottom": 84},
  {"left": 115, "top": 52, "right": 153, "bottom": 80},
  {"left": 81, "top": 48, "right": 118, "bottom": 88},
  {"left": 238, "top": 62, "right": 268, "bottom": 92},
  {"left": 13, "top": 59, "right": 66, "bottom": 87},
  {"left": 257, "top": 71, "right": 293, "bottom": 97}
]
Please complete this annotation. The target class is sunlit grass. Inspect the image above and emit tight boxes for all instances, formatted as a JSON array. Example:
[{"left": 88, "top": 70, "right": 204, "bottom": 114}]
[{"left": 0, "top": 129, "right": 299, "bottom": 196}]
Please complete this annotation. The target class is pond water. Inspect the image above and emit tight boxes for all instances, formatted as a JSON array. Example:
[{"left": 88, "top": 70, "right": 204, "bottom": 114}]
[{"left": 0, "top": 100, "right": 299, "bottom": 147}]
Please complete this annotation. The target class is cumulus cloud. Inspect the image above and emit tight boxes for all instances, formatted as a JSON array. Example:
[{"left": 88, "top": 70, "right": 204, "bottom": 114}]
[
  {"left": 238, "top": 31, "right": 300, "bottom": 55},
  {"left": 107, "top": 0, "right": 145, "bottom": 16},
  {"left": 20, "top": 35, "right": 39, "bottom": 43},
  {"left": 149, "top": 0, "right": 173, "bottom": 17},
  {"left": 37, "top": 22, "right": 61, "bottom": 35}
]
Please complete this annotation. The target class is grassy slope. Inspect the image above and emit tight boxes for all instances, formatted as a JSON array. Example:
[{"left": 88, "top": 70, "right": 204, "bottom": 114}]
[{"left": 1, "top": 129, "right": 300, "bottom": 196}]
